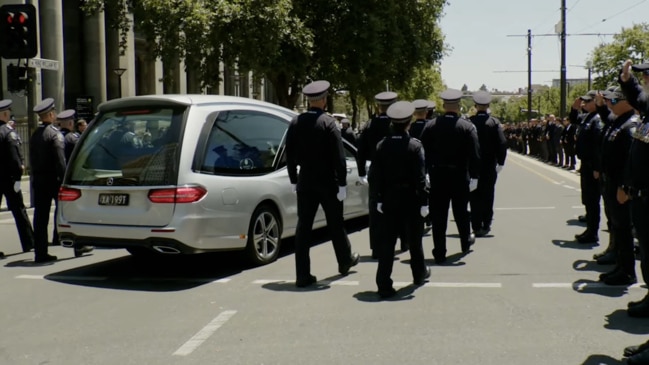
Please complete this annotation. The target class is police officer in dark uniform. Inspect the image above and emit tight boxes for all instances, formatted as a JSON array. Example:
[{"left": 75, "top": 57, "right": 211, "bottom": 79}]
[
  {"left": 0, "top": 99, "right": 35, "bottom": 255},
  {"left": 619, "top": 60, "right": 649, "bottom": 317},
  {"left": 357, "top": 91, "right": 398, "bottom": 258},
  {"left": 370, "top": 101, "right": 430, "bottom": 298},
  {"left": 420, "top": 89, "right": 480, "bottom": 263},
  {"left": 57, "top": 109, "right": 94, "bottom": 257},
  {"left": 30, "top": 98, "right": 64, "bottom": 263},
  {"left": 409, "top": 99, "right": 430, "bottom": 140},
  {"left": 596, "top": 88, "right": 638, "bottom": 286},
  {"left": 570, "top": 90, "right": 603, "bottom": 244},
  {"left": 426, "top": 101, "right": 437, "bottom": 120},
  {"left": 57, "top": 109, "right": 79, "bottom": 161},
  {"left": 469, "top": 91, "right": 507, "bottom": 237},
  {"left": 340, "top": 118, "right": 356, "bottom": 145},
  {"left": 285, "top": 80, "right": 360, "bottom": 288}
]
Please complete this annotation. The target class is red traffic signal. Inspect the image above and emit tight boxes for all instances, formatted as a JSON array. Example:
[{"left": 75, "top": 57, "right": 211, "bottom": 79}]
[{"left": 0, "top": 4, "right": 37, "bottom": 59}]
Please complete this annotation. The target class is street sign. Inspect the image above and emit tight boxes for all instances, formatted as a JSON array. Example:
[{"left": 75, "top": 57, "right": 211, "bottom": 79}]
[{"left": 28, "top": 58, "right": 59, "bottom": 71}]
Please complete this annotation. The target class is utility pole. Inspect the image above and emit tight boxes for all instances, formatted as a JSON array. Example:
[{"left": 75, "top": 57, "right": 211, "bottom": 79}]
[
  {"left": 527, "top": 29, "right": 532, "bottom": 123},
  {"left": 560, "top": 0, "right": 567, "bottom": 118}
]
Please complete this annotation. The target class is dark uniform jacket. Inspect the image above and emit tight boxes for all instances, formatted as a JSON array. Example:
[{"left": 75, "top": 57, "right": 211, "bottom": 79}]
[
  {"left": 409, "top": 118, "right": 428, "bottom": 140},
  {"left": 469, "top": 112, "right": 507, "bottom": 169},
  {"left": 571, "top": 108, "right": 602, "bottom": 167},
  {"left": 357, "top": 114, "right": 391, "bottom": 176},
  {"left": 368, "top": 132, "right": 428, "bottom": 211},
  {"left": 285, "top": 107, "right": 347, "bottom": 193},
  {"left": 420, "top": 112, "right": 481, "bottom": 180},
  {"left": 29, "top": 123, "right": 66, "bottom": 182},
  {"left": 62, "top": 129, "right": 80, "bottom": 162},
  {"left": 0, "top": 121, "right": 24, "bottom": 181},
  {"left": 340, "top": 127, "right": 356, "bottom": 146},
  {"left": 600, "top": 110, "right": 639, "bottom": 189},
  {"left": 620, "top": 74, "right": 649, "bottom": 192}
]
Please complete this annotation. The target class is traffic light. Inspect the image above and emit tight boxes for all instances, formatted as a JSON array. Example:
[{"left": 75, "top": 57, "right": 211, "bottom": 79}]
[
  {"left": 0, "top": 4, "right": 37, "bottom": 59},
  {"left": 6, "top": 64, "right": 27, "bottom": 92}
]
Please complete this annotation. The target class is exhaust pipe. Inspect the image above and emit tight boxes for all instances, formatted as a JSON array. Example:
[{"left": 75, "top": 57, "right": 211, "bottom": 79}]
[
  {"left": 61, "top": 239, "right": 75, "bottom": 248},
  {"left": 152, "top": 246, "right": 181, "bottom": 254}
]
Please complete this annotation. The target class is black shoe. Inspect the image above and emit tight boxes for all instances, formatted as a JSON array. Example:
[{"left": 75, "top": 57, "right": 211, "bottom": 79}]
[
  {"left": 599, "top": 267, "right": 621, "bottom": 281},
  {"left": 576, "top": 234, "right": 599, "bottom": 244},
  {"left": 34, "top": 254, "right": 57, "bottom": 263},
  {"left": 593, "top": 249, "right": 609, "bottom": 260},
  {"left": 0, "top": 251, "right": 4, "bottom": 258},
  {"left": 596, "top": 251, "right": 617, "bottom": 265},
  {"left": 49, "top": 241, "right": 61, "bottom": 246},
  {"left": 414, "top": 267, "right": 431, "bottom": 286},
  {"left": 399, "top": 245, "right": 409, "bottom": 253},
  {"left": 295, "top": 275, "right": 317, "bottom": 288},
  {"left": 628, "top": 301, "right": 649, "bottom": 318},
  {"left": 628, "top": 347, "right": 649, "bottom": 365},
  {"left": 624, "top": 340, "right": 649, "bottom": 357},
  {"left": 603, "top": 271, "right": 636, "bottom": 286},
  {"left": 578, "top": 215, "right": 587, "bottom": 223},
  {"left": 21, "top": 244, "right": 33, "bottom": 253},
  {"left": 434, "top": 255, "right": 447, "bottom": 264},
  {"left": 461, "top": 234, "right": 475, "bottom": 253},
  {"left": 474, "top": 229, "right": 487, "bottom": 238},
  {"left": 378, "top": 287, "right": 397, "bottom": 299},
  {"left": 371, "top": 250, "right": 378, "bottom": 260},
  {"left": 628, "top": 294, "right": 649, "bottom": 308},
  {"left": 74, "top": 246, "right": 94, "bottom": 258},
  {"left": 339, "top": 252, "right": 360, "bottom": 276}
]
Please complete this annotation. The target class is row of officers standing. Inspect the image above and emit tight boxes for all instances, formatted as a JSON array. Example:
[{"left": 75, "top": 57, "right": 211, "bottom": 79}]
[
  {"left": 285, "top": 80, "right": 507, "bottom": 299},
  {"left": 546, "top": 60, "right": 649, "bottom": 365},
  {"left": 0, "top": 97, "right": 92, "bottom": 263}
]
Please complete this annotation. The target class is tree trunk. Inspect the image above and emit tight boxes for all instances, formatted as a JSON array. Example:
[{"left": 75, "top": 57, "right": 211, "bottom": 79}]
[
  {"left": 268, "top": 73, "right": 300, "bottom": 109},
  {"left": 350, "top": 91, "right": 358, "bottom": 130}
]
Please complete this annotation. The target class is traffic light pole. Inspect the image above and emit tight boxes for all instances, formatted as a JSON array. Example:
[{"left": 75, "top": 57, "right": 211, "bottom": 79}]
[{"left": 26, "top": 64, "right": 36, "bottom": 136}]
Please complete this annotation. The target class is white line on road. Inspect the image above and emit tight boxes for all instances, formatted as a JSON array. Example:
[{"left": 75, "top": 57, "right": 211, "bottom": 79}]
[
  {"left": 425, "top": 282, "right": 502, "bottom": 288},
  {"left": 173, "top": 310, "right": 237, "bottom": 356},
  {"left": 494, "top": 207, "right": 555, "bottom": 211},
  {"left": 15, "top": 275, "right": 44, "bottom": 280}
]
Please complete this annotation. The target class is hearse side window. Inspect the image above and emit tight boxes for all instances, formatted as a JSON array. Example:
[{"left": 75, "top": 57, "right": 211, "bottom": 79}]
[{"left": 198, "top": 110, "right": 288, "bottom": 176}]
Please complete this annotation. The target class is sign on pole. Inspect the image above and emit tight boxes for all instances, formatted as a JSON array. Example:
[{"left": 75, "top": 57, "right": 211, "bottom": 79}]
[{"left": 28, "top": 58, "right": 59, "bottom": 71}]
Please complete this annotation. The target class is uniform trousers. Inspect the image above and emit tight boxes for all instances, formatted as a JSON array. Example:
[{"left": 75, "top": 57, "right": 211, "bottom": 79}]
[
  {"left": 32, "top": 176, "right": 60, "bottom": 257},
  {"left": 0, "top": 179, "right": 34, "bottom": 252},
  {"left": 376, "top": 200, "right": 426, "bottom": 291},
  {"left": 430, "top": 170, "right": 471, "bottom": 259},
  {"left": 631, "top": 194, "right": 649, "bottom": 286},
  {"left": 294, "top": 189, "right": 352, "bottom": 281},
  {"left": 470, "top": 168, "right": 497, "bottom": 232},
  {"left": 602, "top": 180, "right": 635, "bottom": 277},
  {"left": 580, "top": 163, "right": 601, "bottom": 236}
]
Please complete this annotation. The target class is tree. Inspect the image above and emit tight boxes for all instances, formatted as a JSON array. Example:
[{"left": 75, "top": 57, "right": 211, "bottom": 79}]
[
  {"left": 461, "top": 84, "right": 468, "bottom": 92},
  {"left": 590, "top": 23, "right": 649, "bottom": 89},
  {"left": 479, "top": 84, "right": 488, "bottom": 91}
]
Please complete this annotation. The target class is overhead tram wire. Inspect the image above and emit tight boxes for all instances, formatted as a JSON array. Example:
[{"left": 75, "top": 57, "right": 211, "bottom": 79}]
[{"left": 575, "top": 0, "right": 648, "bottom": 33}]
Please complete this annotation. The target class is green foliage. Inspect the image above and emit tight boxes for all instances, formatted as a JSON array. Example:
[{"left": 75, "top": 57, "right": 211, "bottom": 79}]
[{"left": 590, "top": 23, "right": 649, "bottom": 89}]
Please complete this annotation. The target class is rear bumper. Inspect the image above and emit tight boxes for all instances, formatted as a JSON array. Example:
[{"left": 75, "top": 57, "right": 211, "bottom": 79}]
[{"left": 57, "top": 233, "right": 245, "bottom": 254}]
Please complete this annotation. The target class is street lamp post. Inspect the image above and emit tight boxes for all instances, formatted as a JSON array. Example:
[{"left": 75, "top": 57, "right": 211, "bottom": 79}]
[
  {"left": 113, "top": 68, "right": 126, "bottom": 99},
  {"left": 585, "top": 60, "right": 593, "bottom": 90}
]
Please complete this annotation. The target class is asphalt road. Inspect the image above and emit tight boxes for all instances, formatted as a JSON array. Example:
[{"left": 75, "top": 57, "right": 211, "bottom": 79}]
[{"left": 0, "top": 152, "right": 646, "bottom": 365}]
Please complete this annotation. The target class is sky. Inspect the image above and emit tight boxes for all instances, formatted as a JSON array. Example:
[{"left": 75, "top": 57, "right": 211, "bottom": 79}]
[{"left": 439, "top": 0, "right": 649, "bottom": 92}]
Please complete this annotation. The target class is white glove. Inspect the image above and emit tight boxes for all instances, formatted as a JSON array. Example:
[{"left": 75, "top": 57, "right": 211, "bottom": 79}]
[
  {"left": 425, "top": 174, "right": 430, "bottom": 185},
  {"left": 469, "top": 179, "right": 478, "bottom": 192},
  {"left": 420, "top": 205, "right": 429, "bottom": 218},
  {"left": 337, "top": 186, "right": 347, "bottom": 201},
  {"left": 496, "top": 165, "right": 504, "bottom": 174},
  {"left": 13, "top": 181, "right": 20, "bottom": 192},
  {"left": 376, "top": 202, "right": 383, "bottom": 214},
  {"left": 291, "top": 184, "right": 297, "bottom": 193},
  {"left": 358, "top": 176, "right": 368, "bottom": 185}
]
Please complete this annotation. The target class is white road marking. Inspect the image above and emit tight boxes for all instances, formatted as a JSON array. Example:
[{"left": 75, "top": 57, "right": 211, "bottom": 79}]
[
  {"left": 252, "top": 279, "right": 282, "bottom": 284},
  {"left": 494, "top": 207, "right": 555, "bottom": 211},
  {"left": 425, "top": 282, "right": 502, "bottom": 288},
  {"left": 322, "top": 280, "right": 359, "bottom": 286},
  {"left": 15, "top": 274, "right": 44, "bottom": 280},
  {"left": 173, "top": 310, "right": 237, "bottom": 356}
]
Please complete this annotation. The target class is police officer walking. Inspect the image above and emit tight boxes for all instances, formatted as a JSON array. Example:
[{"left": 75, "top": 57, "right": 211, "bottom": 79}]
[
  {"left": 597, "top": 88, "right": 638, "bottom": 286},
  {"left": 285, "top": 80, "right": 360, "bottom": 288},
  {"left": 0, "top": 99, "right": 35, "bottom": 255},
  {"left": 420, "top": 89, "right": 480, "bottom": 263},
  {"left": 619, "top": 60, "right": 649, "bottom": 317},
  {"left": 357, "top": 91, "right": 399, "bottom": 258},
  {"left": 409, "top": 100, "right": 430, "bottom": 140},
  {"left": 29, "top": 98, "right": 64, "bottom": 263},
  {"left": 370, "top": 101, "right": 430, "bottom": 299},
  {"left": 468, "top": 91, "right": 507, "bottom": 237},
  {"left": 570, "top": 90, "right": 603, "bottom": 244},
  {"left": 56, "top": 109, "right": 94, "bottom": 257}
]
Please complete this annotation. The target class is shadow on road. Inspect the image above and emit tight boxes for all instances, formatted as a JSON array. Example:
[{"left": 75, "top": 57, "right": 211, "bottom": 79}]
[
  {"left": 38, "top": 216, "right": 369, "bottom": 293},
  {"left": 566, "top": 218, "right": 587, "bottom": 228},
  {"left": 605, "top": 309, "right": 649, "bottom": 335},
  {"left": 572, "top": 279, "right": 630, "bottom": 298},
  {"left": 553, "top": 239, "right": 599, "bottom": 250},
  {"left": 578, "top": 354, "right": 623, "bottom": 365},
  {"left": 573, "top": 259, "right": 614, "bottom": 274},
  {"left": 353, "top": 284, "right": 419, "bottom": 303}
]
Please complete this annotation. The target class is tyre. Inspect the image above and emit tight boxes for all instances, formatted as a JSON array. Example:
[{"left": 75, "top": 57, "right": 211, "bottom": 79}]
[
  {"left": 126, "top": 247, "right": 157, "bottom": 257},
  {"left": 246, "top": 204, "right": 282, "bottom": 265}
]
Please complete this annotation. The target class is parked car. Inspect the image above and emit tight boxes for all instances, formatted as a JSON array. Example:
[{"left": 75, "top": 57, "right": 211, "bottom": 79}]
[{"left": 57, "top": 95, "right": 368, "bottom": 265}]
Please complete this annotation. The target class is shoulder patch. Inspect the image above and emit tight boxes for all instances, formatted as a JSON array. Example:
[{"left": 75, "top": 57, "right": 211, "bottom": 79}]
[
  {"left": 9, "top": 131, "right": 18, "bottom": 141},
  {"left": 56, "top": 133, "right": 64, "bottom": 143}
]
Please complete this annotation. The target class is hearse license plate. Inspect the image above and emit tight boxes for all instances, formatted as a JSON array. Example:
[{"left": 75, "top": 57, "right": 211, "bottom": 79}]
[{"left": 98, "top": 193, "right": 130, "bottom": 206}]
